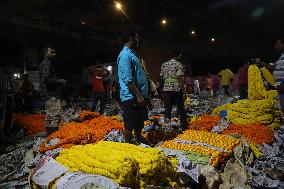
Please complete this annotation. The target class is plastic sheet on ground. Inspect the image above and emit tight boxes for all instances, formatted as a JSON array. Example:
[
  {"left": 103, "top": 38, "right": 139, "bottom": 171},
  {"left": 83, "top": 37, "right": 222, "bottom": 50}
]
[
  {"left": 233, "top": 137, "right": 254, "bottom": 166},
  {"left": 54, "top": 172, "right": 126, "bottom": 189},
  {"left": 103, "top": 102, "right": 121, "bottom": 116},
  {"left": 219, "top": 159, "right": 251, "bottom": 189},
  {"left": 61, "top": 107, "right": 80, "bottom": 122},
  {"left": 246, "top": 125, "right": 284, "bottom": 189},
  {"left": 45, "top": 97, "right": 62, "bottom": 128},
  {"left": 32, "top": 157, "right": 68, "bottom": 188},
  {"left": 104, "top": 130, "right": 125, "bottom": 143},
  {"left": 211, "top": 119, "right": 229, "bottom": 133},
  {"left": 186, "top": 95, "right": 235, "bottom": 117},
  {"left": 158, "top": 148, "right": 199, "bottom": 183},
  {"left": 199, "top": 165, "right": 221, "bottom": 189},
  {"left": 0, "top": 137, "right": 34, "bottom": 187}
]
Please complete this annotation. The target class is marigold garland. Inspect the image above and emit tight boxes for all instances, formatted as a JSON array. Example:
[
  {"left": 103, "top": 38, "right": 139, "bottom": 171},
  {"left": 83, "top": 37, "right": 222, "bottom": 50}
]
[
  {"left": 188, "top": 114, "right": 220, "bottom": 131},
  {"left": 212, "top": 99, "right": 281, "bottom": 127},
  {"left": 248, "top": 64, "right": 268, "bottom": 100},
  {"left": 56, "top": 141, "right": 179, "bottom": 189},
  {"left": 13, "top": 114, "right": 45, "bottom": 135},
  {"left": 222, "top": 124, "right": 274, "bottom": 144},
  {"left": 261, "top": 67, "right": 276, "bottom": 87},
  {"left": 176, "top": 130, "right": 239, "bottom": 153},
  {"left": 161, "top": 130, "right": 239, "bottom": 167},
  {"left": 40, "top": 115, "right": 124, "bottom": 153}
]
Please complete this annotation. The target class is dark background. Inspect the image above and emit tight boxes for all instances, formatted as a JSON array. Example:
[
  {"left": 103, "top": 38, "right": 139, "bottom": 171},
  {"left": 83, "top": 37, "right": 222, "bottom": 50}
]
[{"left": 0, "top": 0, "right": 283, "bottom": 78}]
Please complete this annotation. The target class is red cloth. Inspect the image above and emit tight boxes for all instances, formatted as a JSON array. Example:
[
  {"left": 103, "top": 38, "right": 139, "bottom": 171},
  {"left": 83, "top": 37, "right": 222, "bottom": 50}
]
[
  {"left": 92, "top": 74, "right": 105, "bottom": 93},
  {"left": 238, "top": 65, "right": 248, "bottom": 85}
]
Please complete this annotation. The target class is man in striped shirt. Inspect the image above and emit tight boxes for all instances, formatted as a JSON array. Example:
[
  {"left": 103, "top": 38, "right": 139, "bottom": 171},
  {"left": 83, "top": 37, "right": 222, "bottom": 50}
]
[{"left": 273, "top": 37, "right": 284, "bottom": 112}]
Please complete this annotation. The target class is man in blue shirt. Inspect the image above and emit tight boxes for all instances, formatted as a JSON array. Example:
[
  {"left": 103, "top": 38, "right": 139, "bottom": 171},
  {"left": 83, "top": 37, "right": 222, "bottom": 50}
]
[{"left": 117, "top": 30, "right": 149, "bottom": 144}]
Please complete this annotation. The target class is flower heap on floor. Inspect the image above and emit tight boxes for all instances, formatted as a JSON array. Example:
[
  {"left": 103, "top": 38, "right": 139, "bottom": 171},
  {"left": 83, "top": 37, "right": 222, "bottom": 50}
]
[
  {"left": 188, "top": 114, "right": 220, "bottom": 131},
  {"left": 40, "top": 113, "right": 124, "bottom": 152},
  {"left": 13, "top": 114, "right": 45, "bottom": 135},
  {"left": 56, "top": 141, "right": 179, "bottom": 189},
  {"left": 161, "top": 130, "right": 240, "bottom": 167},
  {"left": 212, "top": 65, "right": 280, "bottom": 128},
  {"left": 212, "top": 98, "right": 281, "bottom": 127},
  {"left": 222, "top": 124, "right": 274, "bottom": 145}
]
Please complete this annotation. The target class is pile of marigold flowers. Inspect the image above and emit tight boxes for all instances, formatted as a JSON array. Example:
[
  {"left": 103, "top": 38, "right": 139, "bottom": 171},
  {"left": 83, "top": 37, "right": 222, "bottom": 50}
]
[
  {"left": 56, "top": 141, "right": 179, "bottom": 189},
  {"left": 188, "top": 114, "right": 220, "bottom": 131},
  {"left": 212, "top": 98, "right": 281, "bottom": 128},
  {"left": 40, "top": 115, "right": 124, "bottom": 153},
  {"left": 212, "top": 65, "right": 280, "bottom": 128},
  {"left": 13, "top": 114, "right": 45, "bottom": 135},
  {"left": 161, "top": 130, "right": 239, "bottom": 167},
  {"left": 222, "top": 124, "right": 274, "bottom": 144}
]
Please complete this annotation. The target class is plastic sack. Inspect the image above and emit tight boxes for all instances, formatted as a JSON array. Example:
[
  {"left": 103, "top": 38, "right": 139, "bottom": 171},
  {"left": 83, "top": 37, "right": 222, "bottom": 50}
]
[
  {"left": 233, "top": 137, "right": 254, "bottom": 166},
  {"left": 32, "top": 157, "right": 68, "bottom": 189},
  {"left": 200, "top": 165, "right": 221, "bottom": 189},
  {"left": 54, "top": 172, "right": 123, "bottom": 189},
  {"left": 221, "top": 159, "right": 251, "bottom": 188}
]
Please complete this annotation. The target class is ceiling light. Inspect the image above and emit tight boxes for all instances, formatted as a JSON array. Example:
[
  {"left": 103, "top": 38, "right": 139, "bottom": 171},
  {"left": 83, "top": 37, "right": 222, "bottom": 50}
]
[{"left": 115, "top": 2, "right": 122, "bottom": 10}]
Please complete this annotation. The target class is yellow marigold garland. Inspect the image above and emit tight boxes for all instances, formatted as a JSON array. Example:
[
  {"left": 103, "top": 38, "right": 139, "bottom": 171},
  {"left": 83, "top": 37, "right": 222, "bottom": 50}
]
[
  {"left": 56, "top": 141, "right": 179, "bottom": 189},
  {"left": 261, "top": 67, "right": 276, "bottom": 87},
  {"left": 248, "top": 64, "right": 267, "bottom": 100},
  {"left": 212, "top": 99, "right": 281, "bottom": 127}
]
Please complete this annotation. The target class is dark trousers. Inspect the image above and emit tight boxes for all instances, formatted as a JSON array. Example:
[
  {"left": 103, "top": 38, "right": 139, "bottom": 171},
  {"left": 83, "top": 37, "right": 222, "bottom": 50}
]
[
  {"left": 23, "top": 95, "right": 33, "bottom": 114},
  {"left": 222, "top": 85, "right": 231, "bottom": 96},
  {"left": 13, "top": 94, "right": 23, "bottom": 113},
  {"left": 4, "top": 95, "right": 13, "bottom": 134},
  {"left": 91, "top": 92, "right": 106, "bottom": 114},
  {"left": 122, "top": 99, "right": 148, "bottom": 143},
  {"left": 164, "top": 91, "right": 187, "bottom": 126},
  {"left": 239, "top": 84, "right": 248, "bottom": 100}
]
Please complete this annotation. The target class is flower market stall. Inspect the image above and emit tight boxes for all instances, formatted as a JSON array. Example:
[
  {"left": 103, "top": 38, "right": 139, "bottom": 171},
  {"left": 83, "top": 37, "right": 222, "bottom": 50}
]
[{"left": 0, "top": 64, "right": 283, "bottom": 189}]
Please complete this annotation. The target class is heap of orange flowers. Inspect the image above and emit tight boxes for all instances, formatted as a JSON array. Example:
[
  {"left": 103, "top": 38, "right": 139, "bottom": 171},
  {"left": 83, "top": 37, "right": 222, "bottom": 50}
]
[
  {"left": 13, "top": 114, "right": 45, "bottom": 135},
  {"left": 222, "top": 124, "right": 274, "bottom": 144},
  {"left": 39, "top": 114, "right": 124, "bottom": 153},
  {"left": 188, "top": 115, "right": 220, "bottom": 131}
]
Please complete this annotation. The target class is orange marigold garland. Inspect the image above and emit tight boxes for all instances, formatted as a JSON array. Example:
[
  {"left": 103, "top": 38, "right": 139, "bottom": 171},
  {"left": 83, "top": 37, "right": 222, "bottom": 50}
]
[
  {"left": 188, "top": 114, "right": 220, "bottom": 131},
  {"left": 222, "top": 124, "right": 274, "bottom": 144},
  {"left": 13, "top": 114, "right": 45, "bottom": 135},
  {"left": 40, "top": 115, "right": 124, "bottom": 153}
]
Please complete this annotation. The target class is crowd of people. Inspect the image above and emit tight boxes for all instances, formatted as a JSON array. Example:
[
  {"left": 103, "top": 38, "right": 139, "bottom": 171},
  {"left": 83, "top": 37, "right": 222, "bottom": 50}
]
[
  {"left": 0, "top": 30, "right": 284, "bottom": 145},
  {"left": 115, "top": 31, "right": 284, "bottom": 144}
]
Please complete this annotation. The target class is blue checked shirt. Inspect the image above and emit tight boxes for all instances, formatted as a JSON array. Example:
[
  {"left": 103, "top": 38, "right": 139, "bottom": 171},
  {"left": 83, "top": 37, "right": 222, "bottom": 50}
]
[{"left": 117, "top": 47, "right": 149, "bottom": 102}]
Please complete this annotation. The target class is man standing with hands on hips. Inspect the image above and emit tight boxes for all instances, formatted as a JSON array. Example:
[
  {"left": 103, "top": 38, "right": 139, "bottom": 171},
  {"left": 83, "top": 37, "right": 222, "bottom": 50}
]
[{"left": 117, "top": 30, "right": 149, "bottom": 144}]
